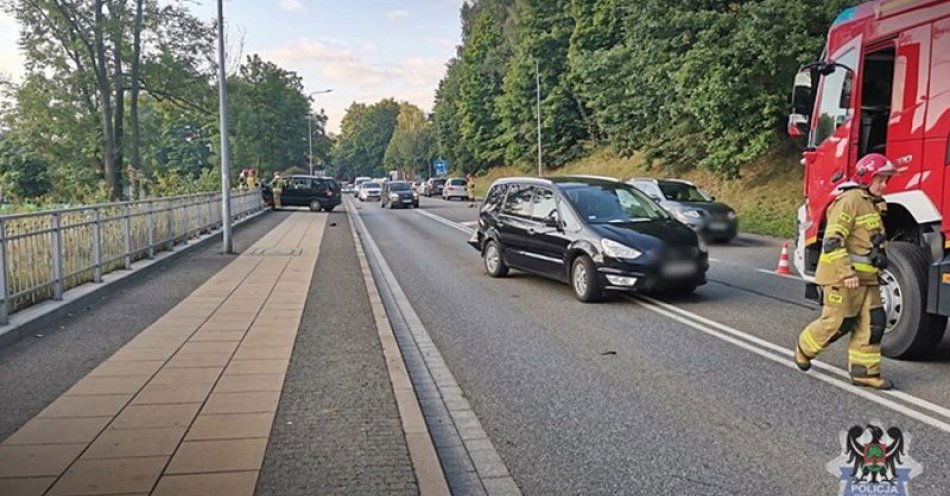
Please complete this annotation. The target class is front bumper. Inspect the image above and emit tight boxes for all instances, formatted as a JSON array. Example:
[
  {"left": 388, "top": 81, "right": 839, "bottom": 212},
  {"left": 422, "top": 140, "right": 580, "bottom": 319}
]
[{"left": 595, "top": 256, "right": 709, "bottom": 292}]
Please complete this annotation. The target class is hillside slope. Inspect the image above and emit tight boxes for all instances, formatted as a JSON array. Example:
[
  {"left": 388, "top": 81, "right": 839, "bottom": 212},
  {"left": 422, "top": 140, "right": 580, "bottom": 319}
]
[{"left": 469, "top": 146, "right": 803, "bottom": 238}]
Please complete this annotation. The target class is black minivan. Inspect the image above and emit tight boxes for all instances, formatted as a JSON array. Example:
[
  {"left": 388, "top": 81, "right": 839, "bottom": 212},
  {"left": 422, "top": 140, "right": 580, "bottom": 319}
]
[
  {"left": 467, "top": 177, "right": 708, "bottom": 301},
  {"left": 262, "top": 175, "right": 341, "bottom": 212}
]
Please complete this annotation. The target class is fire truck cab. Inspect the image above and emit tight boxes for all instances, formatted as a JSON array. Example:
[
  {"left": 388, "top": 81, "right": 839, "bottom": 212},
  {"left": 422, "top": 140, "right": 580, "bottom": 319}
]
[{"left": 789, "top": 0, "right": 950, "bottom": 358}]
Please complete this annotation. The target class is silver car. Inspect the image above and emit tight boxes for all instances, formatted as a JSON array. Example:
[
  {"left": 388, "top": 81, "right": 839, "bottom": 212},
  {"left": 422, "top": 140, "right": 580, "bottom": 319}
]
[
  {"left": 357, "top": 181, "right": 382, "bottom": 202},
  {"left": 442, "top": 178, "right": 469, "bottom": 201},
  {"left": 628, "top": 178, "right": 738, "bottom": 242}
]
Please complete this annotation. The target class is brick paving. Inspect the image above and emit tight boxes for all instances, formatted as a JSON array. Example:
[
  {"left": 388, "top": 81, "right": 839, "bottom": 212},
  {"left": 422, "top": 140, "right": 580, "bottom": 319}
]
[
  {"left": 255, "top": 209, "right": 419, "bottom": 496},
  {"left": 0, "top": 212, "right": 326, "bottom": 496}
]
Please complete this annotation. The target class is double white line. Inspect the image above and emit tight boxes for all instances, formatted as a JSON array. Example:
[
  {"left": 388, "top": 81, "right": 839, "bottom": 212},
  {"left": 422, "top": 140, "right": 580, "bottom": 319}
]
[{"left": 415, "top": 207, "right": 950, "bottom": 434}]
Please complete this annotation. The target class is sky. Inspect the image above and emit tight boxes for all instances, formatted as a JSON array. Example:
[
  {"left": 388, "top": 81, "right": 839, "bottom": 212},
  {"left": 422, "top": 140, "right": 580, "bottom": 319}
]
[{"left": 0, "top": 0, "right": 466, "bottom": 134}]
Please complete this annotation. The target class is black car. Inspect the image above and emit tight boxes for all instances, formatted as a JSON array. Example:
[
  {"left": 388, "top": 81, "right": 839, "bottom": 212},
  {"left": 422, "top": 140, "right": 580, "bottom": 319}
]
[
  {"left": 262, "top": 175, "right": 341, "bottom": 212},
  {"left": 468, "top": 177, "right": 708, "bottom": 302},
  {"left": 380, "top": 180, "right": 419, "bottom": 208}
]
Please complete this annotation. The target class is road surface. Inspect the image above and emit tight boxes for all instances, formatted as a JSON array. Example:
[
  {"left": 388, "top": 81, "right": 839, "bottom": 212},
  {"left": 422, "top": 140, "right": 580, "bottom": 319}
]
[{"left": 350, "top": 194, "right": 950, "bottom": 495}]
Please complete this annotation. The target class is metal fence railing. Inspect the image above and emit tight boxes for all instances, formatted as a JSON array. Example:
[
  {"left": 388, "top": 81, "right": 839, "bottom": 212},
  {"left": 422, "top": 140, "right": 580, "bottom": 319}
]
[{"left": 0, "top": 188, "right": 264, "bottom": 324}]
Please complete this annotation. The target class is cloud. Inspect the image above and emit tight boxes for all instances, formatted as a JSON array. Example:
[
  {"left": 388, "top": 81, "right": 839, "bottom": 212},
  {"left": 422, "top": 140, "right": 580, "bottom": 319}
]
[
  {"left": 278, "top": 0, "right": 304, "bottom": 13},
  {"left": 0, "top": 13, "right": 23, "bottom": 82},
  {"left": 385, "top": 10, "right": 410, "bottom": 22},
  {"left": 260, "top": 38, "right": 451, "bottom": 133}
]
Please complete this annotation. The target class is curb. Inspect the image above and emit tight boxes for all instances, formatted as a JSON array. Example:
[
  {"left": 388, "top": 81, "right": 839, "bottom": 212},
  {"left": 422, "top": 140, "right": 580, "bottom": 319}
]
[
  {"left": 345, "top": 201, "right": 451, "bottom": 496},
  {"left": 0, "top": 209, "right": 270, "bottom": 350}
]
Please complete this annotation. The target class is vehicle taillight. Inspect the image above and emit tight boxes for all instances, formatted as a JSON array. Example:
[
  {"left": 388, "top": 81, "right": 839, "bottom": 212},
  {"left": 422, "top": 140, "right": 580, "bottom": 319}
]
[{"left": 327, "top": 191, "right": 334, "bottom": 197}]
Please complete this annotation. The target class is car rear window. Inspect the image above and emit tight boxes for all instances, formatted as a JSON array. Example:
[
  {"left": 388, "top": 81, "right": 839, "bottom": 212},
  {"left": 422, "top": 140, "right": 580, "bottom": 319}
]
[
  {"left": 389, "top": 182, "right": 410, "bottom": 191},
  {"left": 432, "top": 179, "right": 446, "bottom": 185},
  {"left": 449, "top": 179, "right": 466, "bottom": 186},
  {"left": 365, "top": 182, "right": 380, "bottom": 188}
]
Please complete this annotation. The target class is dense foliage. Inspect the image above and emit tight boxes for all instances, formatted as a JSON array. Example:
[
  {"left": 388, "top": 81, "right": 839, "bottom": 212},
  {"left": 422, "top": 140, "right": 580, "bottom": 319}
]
[
  {"left": 0, "top": 0, "right": 329, "bottom": 204},
  {"left": 432, "top": 0, "right": 859, "bottom": 177}
]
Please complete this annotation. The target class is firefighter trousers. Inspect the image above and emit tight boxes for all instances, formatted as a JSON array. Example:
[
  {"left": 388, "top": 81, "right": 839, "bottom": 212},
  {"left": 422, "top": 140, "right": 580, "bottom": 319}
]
[
  {"left": 273, "top": 189, "right": 282, "bottom": 209},
  {"left": 797, "top": 285, "right": 886, "bottom": 378}
]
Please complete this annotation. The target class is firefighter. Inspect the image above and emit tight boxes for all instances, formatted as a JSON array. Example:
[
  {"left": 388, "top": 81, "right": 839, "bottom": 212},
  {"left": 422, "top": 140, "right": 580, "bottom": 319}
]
[
  {"left": 794, "top": 153, "right": 896, "bottom": 390},
  {"left": 466, "top": 173, "right": 476, "bottom": 208},
  {"left": 272, "top": 171, "right": 285, "bottom": 209}
]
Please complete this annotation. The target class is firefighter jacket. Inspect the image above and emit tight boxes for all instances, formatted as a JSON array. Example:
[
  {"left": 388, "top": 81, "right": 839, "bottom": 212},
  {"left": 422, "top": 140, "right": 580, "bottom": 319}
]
[{"left": 815, "top": 188, "right": 886, "bottom": 286}]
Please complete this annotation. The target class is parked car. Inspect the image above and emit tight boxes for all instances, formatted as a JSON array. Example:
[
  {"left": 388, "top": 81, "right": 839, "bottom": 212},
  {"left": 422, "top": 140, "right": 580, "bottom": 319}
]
[
  {"left": 357, "top": 181, "right": 382, "bottom": 202},
  {"left": 442, "top": 178, "right": 469, "bottom": 201},
  {"left": 627, "top": 178, "right": 738, "bottom": 243},
  {"left": 468, "top": 177, "right": 708, "bottom": 302},
  {"left": 262, "top": 175, "right": 341, "bottom": 212},
  {"left": 422, "top": 178, "right": 446, "bottom": 197},
  {"left": 380, "top": 180, "right": 419, "bottom": 209}
]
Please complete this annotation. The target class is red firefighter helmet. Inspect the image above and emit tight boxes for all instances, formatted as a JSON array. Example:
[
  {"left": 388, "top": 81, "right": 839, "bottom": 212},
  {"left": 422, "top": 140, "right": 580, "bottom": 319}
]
[{"left": 851, "top": 153, "right": 897, "bottom": 187}]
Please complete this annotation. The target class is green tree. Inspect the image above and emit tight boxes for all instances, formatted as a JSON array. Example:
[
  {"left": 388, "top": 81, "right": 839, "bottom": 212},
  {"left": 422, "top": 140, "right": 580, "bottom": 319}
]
[
  {"left": 384, "top": 104, "right": 433, "bottom": 178},
  {"left": 458, "top": 10, "right": 509, "bottom": 168},
  {"left": 331, "top": 98, "right": 401, "bottom": 178},
  {"left": 228, "top": 55, "right": 313, "bottom": 176}
]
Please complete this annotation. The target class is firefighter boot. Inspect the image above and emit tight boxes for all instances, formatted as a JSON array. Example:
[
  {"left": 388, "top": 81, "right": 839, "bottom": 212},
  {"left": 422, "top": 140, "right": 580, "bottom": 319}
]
[
  {"left": 794, "top": 345, "right": 811, "bottom": 371},
  {"left": 851, "top": 376, "right": 894, "bottom": 390}
]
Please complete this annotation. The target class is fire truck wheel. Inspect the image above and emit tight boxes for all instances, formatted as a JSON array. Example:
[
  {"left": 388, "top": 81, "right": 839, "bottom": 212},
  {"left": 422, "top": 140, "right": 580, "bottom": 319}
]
[{"left": 881, "top": 241, "right": 947, "bottom": 359}]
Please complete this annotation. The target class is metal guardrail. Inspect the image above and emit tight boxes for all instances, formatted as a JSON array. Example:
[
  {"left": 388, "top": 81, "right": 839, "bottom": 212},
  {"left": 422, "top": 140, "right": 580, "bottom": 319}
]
[{"left": 0, "top": 188, "right": 264, "bottom": 324}]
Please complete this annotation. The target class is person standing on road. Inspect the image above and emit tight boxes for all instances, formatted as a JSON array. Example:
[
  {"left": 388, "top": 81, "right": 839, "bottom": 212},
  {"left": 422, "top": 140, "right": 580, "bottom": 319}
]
[
  {"left": 272, "top": 171, "right": 285, "bottom": 209},
  {"left": 466, "top": 173, "right": 476, "bottom": 208},
  {"left": 794, "top": 153, "right": 897, "bottom": 390}
]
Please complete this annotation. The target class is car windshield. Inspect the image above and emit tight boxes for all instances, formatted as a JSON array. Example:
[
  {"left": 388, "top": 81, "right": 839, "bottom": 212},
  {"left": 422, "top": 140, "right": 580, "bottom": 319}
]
[
  {"left": 432, "top": 179, "right": 446, "bottom": 185},
  {"left": 658, "top": 182, "right": 710, "bottom": 202},
  {"left": 365, "top": 182, "right": 380, "bottom": 189},
  {"left": 389, "top": 182, "right": 410, "bottom": 191},
  {"left": 564, "top": 183, "right": 670, "bottom": 224}
]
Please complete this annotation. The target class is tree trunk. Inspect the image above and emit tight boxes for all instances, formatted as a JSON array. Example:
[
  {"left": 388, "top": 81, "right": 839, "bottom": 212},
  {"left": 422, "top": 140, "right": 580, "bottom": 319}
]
[
  {"left": 113, "top": 38, "right": 125, "bottom": 197},
  {"left": 130, "top": 0, "right": 144, "bottom": 184},
  {"left": 95, "top": 0, "right": 119, "bottom": 199}
]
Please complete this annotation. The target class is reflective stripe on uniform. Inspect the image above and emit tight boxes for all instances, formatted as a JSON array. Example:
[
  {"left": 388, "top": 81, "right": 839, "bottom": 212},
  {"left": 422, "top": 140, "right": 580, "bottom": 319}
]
[
  {"left": 826, "top": 223, "right": 850, "bottom": 237},
  {"left": 855, "top": 213, "right": 882, "bottom": 229},
  {"left": 839, "top": 211, "right": 853, "bottom": 223},
  {"left": 853, "top": 262, "right": 879, "bottom": 273},
  {"left": 819, "top": 249, "right": 849, "bottom": 264},
  {"left": 801, "top": 329, "right": 823, "bottom": 355},
  {"left": 848, "top": 349, "right": 881, "bottom": 365}
]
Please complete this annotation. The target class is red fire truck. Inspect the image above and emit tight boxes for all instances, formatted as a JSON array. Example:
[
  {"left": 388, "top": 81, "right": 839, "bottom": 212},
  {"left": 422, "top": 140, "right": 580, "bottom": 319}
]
[{"left": 789, "top": 0, "right": 950, "bottom": 358}]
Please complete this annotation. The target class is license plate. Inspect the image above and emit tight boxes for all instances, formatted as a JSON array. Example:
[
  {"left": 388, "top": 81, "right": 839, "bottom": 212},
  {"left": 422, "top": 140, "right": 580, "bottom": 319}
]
[
  {"left": 402, "top": 199, "right": 413, "bottom": 203},
  {"left": 663, "top": 261, "right": 696, "bottom": 277},
  {"left": 709, "top": 222, "right": 730, "bottom": 231}
]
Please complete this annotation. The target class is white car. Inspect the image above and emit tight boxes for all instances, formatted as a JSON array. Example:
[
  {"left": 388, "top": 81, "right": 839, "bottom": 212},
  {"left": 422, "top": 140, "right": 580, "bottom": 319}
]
[
  {"left": 357, "top": 181, "right": 382, "bottom": 201},
  {"left": 442, "top": 178, "right": 469, "bottom": 201}
]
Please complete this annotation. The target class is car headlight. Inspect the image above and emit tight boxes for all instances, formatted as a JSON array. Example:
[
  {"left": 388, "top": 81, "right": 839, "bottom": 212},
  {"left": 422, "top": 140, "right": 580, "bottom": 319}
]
[
  {"left": 601, "top": 239, "right": 642, "bottom": 260},
  {"left": 727, "top": 211, "right": 737, "bottom": 220},
  {"left": 390, "top": 193, "right": 399, "bottom": 199}
]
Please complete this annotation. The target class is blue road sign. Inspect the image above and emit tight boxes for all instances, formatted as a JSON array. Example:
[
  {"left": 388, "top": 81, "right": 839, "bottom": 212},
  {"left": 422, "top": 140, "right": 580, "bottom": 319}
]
[{"left": 434, "top": 160, "right": 447, "bottom": 176}]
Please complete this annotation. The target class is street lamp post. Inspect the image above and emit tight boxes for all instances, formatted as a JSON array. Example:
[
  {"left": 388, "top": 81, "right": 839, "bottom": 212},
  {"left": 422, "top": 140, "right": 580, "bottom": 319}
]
[
  {"left": 536, "top": 58, "right": 542, "bottom": 178},
  {"left": 216, "top": 0, "right": 232, "bottom": 254},
  {"left": 306, "top": 89, "right": 332, "bottom": 176}
]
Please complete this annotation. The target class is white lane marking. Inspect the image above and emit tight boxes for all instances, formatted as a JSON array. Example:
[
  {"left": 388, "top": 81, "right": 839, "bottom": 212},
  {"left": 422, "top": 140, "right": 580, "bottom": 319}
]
[
  {"left": 631, "top": 297, "right": 950, "bottom": 433},
  {"left": 415, "top": 208, "right": 475, "bottom": 234},
  {"left": 754, "top": 268, "right": 805, "bottom": 281},
  {"left": 412, "top": 207, "right": 950, "bottom": 429},
  {"left": 635, "top": 295, "right": 950, "bottom": 428},
  {"left": 348, "top": 198, "right": 522, "bottom": 494},
  {"left": 461, "top": 221, "right": 479, "bottom": 227}
]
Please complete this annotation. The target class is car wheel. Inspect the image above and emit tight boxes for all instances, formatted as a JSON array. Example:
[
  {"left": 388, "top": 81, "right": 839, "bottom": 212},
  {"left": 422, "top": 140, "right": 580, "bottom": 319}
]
[
  {"left": 309, "top": 200, "right": 322, "bottom": 212},
  {"left": 413, "top": 202, "right": 419, "bottom": 208},
  {"left": 571, "top": 256, "right": 603, "bottom": 302},
  {"left": 483, "top": 240, "right": 509, "bottom": 278},
  {"left": 324, "top": 206, "right": 335, "bottom": 212}
]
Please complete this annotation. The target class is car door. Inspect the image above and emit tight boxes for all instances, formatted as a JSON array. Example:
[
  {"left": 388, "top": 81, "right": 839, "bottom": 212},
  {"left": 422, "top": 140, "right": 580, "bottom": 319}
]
[
  {"left": 286, "top": 177, "right": 311, "bottom": 206},
  {"left": 497, "top": 184, "right": 536, "bottom": 270},
  {"left": 523, "top": 187, "right": 570, "bottom": 279}
]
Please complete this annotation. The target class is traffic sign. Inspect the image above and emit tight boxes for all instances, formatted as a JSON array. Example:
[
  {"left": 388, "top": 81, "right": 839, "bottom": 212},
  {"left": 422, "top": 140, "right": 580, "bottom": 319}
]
[{"left": 434, "top": 160, "right": 447, "bottom": 176}]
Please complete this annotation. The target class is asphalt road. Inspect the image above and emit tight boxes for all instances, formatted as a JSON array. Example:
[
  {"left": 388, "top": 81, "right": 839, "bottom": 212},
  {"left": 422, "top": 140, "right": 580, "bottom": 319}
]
[{"left": 351, "top": 194, "right": 950, "bottom": 496}]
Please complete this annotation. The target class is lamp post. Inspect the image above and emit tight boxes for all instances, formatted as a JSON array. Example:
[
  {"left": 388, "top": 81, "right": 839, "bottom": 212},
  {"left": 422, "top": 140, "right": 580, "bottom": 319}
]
[
  {"left": 307, "top": 89, "right": 333, "bottom": 175},
  {"left": 535, "top": 58, "right": 542, "bottom": 178},
  {"left": 216, "top": 0, "right": 232, "bottom": 254}
]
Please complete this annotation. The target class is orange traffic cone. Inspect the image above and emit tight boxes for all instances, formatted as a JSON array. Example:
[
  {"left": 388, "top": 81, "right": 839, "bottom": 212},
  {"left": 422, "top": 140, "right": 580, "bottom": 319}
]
[{"left": 775, "top": 242, "right": 792, "bottom": 275}]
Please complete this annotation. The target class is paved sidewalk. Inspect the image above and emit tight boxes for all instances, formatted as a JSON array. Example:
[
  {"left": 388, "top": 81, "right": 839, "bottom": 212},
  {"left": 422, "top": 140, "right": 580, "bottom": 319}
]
[{"left": 0, "top": 212, "right": 325, "bottom": 495}]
